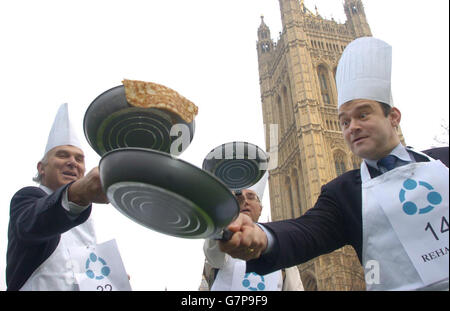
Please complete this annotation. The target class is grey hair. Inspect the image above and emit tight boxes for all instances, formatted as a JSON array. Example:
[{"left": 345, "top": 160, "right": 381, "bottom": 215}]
[{"left": 32, "top": 154, "right": 49, "bottom": 184}]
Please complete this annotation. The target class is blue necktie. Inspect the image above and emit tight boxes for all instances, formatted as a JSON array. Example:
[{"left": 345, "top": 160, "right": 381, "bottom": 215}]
[{"left": 377, "top": 155, "right": 397, "bottom": 172}]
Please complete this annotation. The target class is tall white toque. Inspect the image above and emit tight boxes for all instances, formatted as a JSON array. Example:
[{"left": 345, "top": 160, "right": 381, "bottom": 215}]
[
  {"left": 44, "top": 103, "right": 83, "bottom": 156},
  {"left": 249, "top": 171, "right": 269, "bottom": 201},
  {"left": 336, "top": 37, "right": 394, "bottom": 109}
]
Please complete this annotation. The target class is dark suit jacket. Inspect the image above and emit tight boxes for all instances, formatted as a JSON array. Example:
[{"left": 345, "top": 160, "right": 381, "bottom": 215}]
[
  {"left": 247, "top": 147, "right": 449, "bottom": 275},
  {"left": 6, "top": 183, "right": 92, "bottom": 291}
]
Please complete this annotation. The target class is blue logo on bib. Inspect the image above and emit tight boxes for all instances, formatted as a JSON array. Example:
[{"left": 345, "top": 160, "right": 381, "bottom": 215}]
[
  {"left": 85, "top": 252, "right": 111, "bottom": 280},
  {"left": 242, "top": 272, "right": 266, "bottom": 291},
  {"left": 399, "top": 179, "right": 442, "bottom": 215}
]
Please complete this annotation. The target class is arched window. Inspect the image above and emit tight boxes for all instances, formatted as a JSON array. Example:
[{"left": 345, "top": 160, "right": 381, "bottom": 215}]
[
  {"left": 351, "top": 155, "right": 361, "bottom": 169},
  {"left": 282, "top": 84, "right": 294, "bottom": 126},
  {"left": 318, "top": 65, "right": 332, "bottom": 105},
  {"left": 285, "top": 176, "right": 295, "bottom": 218},
  {"left": 334, "top": 151, "right": 347, "bottom": 176},
  {"left": 276, "top": 95, "right": 285, "bottom": 135},
  {"left": 291, "top": 169, "right": 302, "bottom": 216}
]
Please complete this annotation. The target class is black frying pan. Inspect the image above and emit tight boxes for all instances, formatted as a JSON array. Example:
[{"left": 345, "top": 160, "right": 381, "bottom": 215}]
[
  {"left": 84, "top": 85, "right": 195, "bottom": 157},
  {"left": 202, "top": 141, "right": 269, "bottom": 191},
  {"left": 99, "top": 147, "right": 240, "bottom": 240}
]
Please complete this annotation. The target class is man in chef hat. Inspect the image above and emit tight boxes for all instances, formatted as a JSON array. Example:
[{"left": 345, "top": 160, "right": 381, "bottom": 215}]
[
  {"left": 6, "top": 103, "right": 109, "bottom": 291},
  {"left": 218, "top": 37, "right": 449, "bottom": 291},
  {"left": 202, "top": 172, "right": 304, "bottom": 291}
]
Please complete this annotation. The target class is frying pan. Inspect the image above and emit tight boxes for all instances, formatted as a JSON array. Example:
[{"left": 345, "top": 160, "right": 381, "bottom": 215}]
[
  {"left": 202, "top": 141, "right": 269, "bottom": 191},
  {"left": 99, "top": 147, "right": 240, "bottom": 240},
  {"left": 83, "top": 85, "right": 195, "bottom": 157}
]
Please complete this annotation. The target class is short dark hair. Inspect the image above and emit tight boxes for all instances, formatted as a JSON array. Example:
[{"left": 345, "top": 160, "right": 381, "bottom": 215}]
[{"left": 378, "top": 102, "right": 392, "bottom": 117}]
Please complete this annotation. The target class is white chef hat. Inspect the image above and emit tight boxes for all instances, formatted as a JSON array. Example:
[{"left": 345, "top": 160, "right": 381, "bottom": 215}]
[
  {"left": 44, "top": 103, "right": 83, "bottom": 156},
  {"left": 336, "top": 37, "right": 393, "bottom": 109},
  {"left": 248, "top": 171, "right": 269, "bottom": 201}
]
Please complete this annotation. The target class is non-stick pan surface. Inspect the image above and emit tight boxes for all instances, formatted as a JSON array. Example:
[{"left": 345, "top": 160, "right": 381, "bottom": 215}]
[
  {"left": 84, "top": 85, "right": 195, "bottom": 156},
  {"left": 202, "top": 141, "right": 269, "bottom": 191},
  {"left": 99, "top": 148, "right": 239, "bottom": 239}
]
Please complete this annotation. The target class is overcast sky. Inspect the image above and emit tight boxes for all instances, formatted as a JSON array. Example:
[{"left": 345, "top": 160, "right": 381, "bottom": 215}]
[{"left": 0, "top": 0, "right": 448, "bottom": 291}]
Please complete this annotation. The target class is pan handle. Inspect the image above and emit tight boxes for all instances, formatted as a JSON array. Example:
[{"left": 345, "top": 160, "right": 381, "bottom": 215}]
[{"left": 213, "top": 229, "right": 234, "bottom": 241}]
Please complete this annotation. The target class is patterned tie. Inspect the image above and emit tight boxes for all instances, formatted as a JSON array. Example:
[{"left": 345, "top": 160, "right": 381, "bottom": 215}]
[{"left": 377, "top": 155, "right": 397, "bottom": 172}]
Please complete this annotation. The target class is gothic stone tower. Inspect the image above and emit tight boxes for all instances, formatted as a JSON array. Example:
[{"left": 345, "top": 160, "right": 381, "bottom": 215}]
[{"left": 257, "top": 0, "right": 405, "bottom": 291}]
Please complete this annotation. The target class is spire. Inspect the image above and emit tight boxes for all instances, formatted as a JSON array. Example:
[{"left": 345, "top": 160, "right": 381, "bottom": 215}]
[
  {"left": 298, "top": 0, "right": 314, "bottom": 16},
  {"left": 257, "top": 14, "right": 273, "bottom": 55},
  {"left": 257, "top": 15, "right": 271, "bottom": 41},
  {"left": 300, "top": 0, "right": 305, "bottom": 11},
  {"left": 343, "top": 0, "right": 372, "bottom": 37},
  {"left": 344, "top": 0, "right": 366, "bottom": 17},
  {"left": 258, "top": 15, "right": 270, "bottom": 33}
]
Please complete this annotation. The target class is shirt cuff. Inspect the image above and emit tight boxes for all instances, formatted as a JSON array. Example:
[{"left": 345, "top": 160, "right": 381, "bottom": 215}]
[
  {"left": 62, "top": 188, "right": 90, "bottom": 215},
  {"left": 256, "top": 223, "right": 275, "bottom": 255}
]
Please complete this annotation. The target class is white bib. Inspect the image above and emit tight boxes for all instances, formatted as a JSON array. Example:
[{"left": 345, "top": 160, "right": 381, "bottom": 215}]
[
  {"left": 361, "top": 153, "right": 449, "bottom": 290},
  {"left": 20, "top": 218, "right": 97, "bottom": 291},
  {"left": 211, "top": 256, "right": 282, "bottom": 291}
]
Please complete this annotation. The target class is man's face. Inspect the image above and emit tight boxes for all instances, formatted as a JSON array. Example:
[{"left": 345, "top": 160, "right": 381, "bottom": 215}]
[
  {"left": 234, "top": 189, "right": 262, "bottom": 223},
  {"left": 338, "top": 99, "right": 401, "bottom": 160},
  {"left": 38, "top": 145, "right": 86, "bottom": 191}
]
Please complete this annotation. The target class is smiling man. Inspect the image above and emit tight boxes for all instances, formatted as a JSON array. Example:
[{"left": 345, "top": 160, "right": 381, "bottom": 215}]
[
  {"left": 218, "top": 37, "right": 449, "bottom": 291},
  {"left": 37, "top": 145, "right": 85, "bottom": 189},
  {"left": 6, "top": 103, "right": 109, "bottom": 291}
]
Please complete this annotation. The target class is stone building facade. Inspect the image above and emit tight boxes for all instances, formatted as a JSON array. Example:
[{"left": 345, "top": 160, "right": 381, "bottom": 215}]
[{"left": 256, "top": 0, "right": 405, "bottom": 290}]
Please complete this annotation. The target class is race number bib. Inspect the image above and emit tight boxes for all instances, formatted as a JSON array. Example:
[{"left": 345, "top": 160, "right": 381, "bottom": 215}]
[
  {"left": 231, "top": 260, "right": 281, "bottom": 291},
  {"left": 69, "top": 239, "right": 132, "bottom": 291},
  {"left": 374, "top": 161, "right": 449, "bottom": 286}
]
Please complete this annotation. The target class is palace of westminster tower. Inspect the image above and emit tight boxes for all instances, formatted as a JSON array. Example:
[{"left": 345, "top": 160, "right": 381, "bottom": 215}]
[{"left": 256, "top": 0, "right": 405, "bottom": 290}]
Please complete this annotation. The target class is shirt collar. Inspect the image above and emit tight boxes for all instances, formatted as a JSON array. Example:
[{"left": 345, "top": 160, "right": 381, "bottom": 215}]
[
  {"left": 364, "top": 143, "right": 414, "bottom": 170},
  {"left": 39, "top": 184, "right": 54, "bottom": 195}
]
